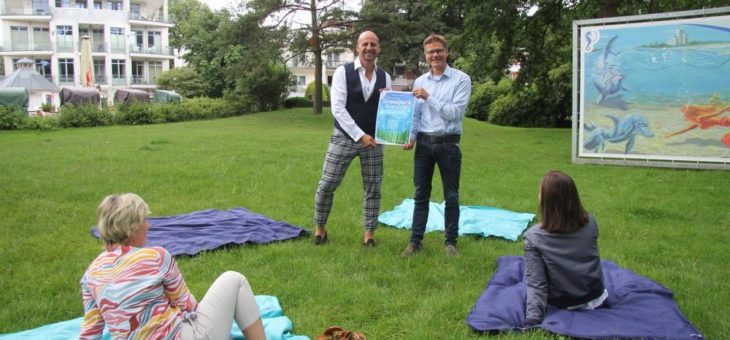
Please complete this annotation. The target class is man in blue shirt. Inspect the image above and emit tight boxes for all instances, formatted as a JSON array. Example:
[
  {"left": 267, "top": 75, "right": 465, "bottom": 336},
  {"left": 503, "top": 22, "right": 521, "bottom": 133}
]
[{"left": 401, "top": 34, "right": 472, "bottom": 257}]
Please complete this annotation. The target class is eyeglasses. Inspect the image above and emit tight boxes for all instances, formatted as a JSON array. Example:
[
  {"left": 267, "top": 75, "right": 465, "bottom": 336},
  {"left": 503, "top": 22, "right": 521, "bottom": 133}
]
[{"left": 425, "top": 48, "right": 446, "bottom": 56}]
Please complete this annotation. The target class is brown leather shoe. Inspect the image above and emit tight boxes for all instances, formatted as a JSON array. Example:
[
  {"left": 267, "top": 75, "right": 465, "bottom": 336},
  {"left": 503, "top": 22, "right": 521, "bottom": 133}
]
[
  {"left": 363, "top": 239, "right": 376, "bottom": 247},
  {"left": 445, "top": 244, "right": 458, "bottom": 256},
  {"left": 313, "top": 231, "right": 328, "bottom": 245},
  {"left": 401, "top": 243, "right": 421, "bottom": 257}
]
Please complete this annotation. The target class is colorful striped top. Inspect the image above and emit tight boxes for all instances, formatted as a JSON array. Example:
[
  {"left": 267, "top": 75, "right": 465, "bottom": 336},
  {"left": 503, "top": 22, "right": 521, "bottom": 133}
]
[{"left": 80, "top": 246, "right": 197, "bottom": 340}]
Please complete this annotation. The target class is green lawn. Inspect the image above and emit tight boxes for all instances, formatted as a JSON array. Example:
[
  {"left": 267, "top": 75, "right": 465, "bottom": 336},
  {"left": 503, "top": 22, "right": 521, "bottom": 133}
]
[{"left": 0, "top": 108, "right": 728, "bottom": 339}]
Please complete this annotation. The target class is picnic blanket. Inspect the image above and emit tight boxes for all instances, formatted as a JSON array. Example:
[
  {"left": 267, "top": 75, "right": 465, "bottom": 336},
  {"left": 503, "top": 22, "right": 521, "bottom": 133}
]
[
  {"left": 378, "top": 199, "right": 535, "bottom": 241},
  {"left": 0, "top": 295, "right": 308, "bottom": 340},
  {"left": 467, "top": 256, "right": 704, "bottom": 339},
  {"left": 91, "top": 208, "right": 308, "bottom": 256}
]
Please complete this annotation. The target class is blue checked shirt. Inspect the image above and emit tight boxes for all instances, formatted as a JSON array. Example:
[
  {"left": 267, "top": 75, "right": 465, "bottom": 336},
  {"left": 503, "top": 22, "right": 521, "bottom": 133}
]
[{"left": 410, "top": 66, "right": 472, "bottom": 140}]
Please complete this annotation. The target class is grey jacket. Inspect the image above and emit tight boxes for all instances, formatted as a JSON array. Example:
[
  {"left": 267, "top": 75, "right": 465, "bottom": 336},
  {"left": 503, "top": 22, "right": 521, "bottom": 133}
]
[{"left": 523, "top": 214, "right": 605, "bottom": 321}]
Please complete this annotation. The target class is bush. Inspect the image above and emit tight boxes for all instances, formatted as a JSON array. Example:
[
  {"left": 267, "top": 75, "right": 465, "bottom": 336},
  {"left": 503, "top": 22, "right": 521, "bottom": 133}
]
[
  {"left": 40, "top": 103, "right": 54, "bottom": 112},
  {"left": 22, "top": 115, "right": 60, "bottom": 130},
  {"left": 305, "top": 82, "right": 330, "bottom": 102},
  {"left": 114, "top": 101, "right": 155, "bottom": 125},
  {"left": 466, "top": 78, "right": 512, "bottom": 121},
  {"left": 284, "top": 97, "right": 312, "bottom": 108},
  {"left": 0, "top": 106, "right": 27, "bottom": 130},
  {"left": 57, "top": 104, "right": 112, "bottom": 128},
  {"left": 487, "top": 84, "right": 544, "bottom": 127}
]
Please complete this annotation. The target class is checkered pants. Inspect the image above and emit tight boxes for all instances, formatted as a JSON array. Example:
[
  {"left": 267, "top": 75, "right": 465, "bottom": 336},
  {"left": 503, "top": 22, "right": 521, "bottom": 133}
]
[{"left": 314, "top": 129, "right": 384, "bottom": 231}]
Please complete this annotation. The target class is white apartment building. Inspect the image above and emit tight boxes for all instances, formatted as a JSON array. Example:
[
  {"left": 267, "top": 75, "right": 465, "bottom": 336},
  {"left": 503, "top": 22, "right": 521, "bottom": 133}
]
[
  {"left": 0, "top": 0, "right": 174, "bottom": 98},
  {"left": 286, "top": 49, "right": 354, "bottom": 98}
]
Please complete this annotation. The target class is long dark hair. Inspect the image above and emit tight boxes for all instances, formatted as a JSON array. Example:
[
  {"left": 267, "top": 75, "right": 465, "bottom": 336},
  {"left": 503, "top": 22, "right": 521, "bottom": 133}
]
[{"left": 539, "top": 171, "right": 588, "bottom": 233}]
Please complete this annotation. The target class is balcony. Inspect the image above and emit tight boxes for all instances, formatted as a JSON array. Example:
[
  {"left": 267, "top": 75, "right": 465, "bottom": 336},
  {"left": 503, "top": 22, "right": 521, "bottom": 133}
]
[
  {"left": 1, "top": 41, "right": 52, "bottom": 52},
  {"left": 95, "top": 74, "right": 107, "bottom": 85},
  {"left": 131, "top": 76, "right": 157, "bottom": 85},
  {"left": 0, "top": 6, "right": 52, "bottom": 16},
  {"left": 325, "top": 60, "right": 345, "bottom": 69},
  {"left": 58, "top": 75, "right": 74, "bottom": 85},
  {"left": 129, "top": 44, "right": 173, "bottom": 56},
  {"left": 57, "top": 41, "right": 74, "bottom": 52},
  {"left": 112, "top": 77, "right": 127, "bottom": 86},
  {"left": 129, "top": 12, "right": 174, "bottom": 25},
  {"left": 78, "top": 41, "right": 107, "bottom": 53}
]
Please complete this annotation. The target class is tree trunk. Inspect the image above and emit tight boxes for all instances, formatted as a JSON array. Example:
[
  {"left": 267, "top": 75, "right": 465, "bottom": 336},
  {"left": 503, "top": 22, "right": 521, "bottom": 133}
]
[
  {"left": 598, "top": 0, "right": 620, "bottom": 18},
  {"left": 311, "top": 0, "right": 323, "bottom": 115}
]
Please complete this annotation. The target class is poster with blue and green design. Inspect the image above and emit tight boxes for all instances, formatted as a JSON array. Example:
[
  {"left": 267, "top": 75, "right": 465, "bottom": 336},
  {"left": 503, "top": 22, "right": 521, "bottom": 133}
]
[{"left": 375, "top": 91, "right": 415, "bottom": 145}]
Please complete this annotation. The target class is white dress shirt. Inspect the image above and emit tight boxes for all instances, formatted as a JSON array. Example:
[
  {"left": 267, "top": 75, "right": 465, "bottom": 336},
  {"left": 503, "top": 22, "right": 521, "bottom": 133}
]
[{"left": 331, "top": 58, "right": 393, "bottom": 142}]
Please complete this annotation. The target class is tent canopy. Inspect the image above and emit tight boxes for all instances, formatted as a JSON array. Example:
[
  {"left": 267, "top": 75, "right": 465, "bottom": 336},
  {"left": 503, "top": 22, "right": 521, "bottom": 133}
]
[
  {"left": 0, "top": 87, "right": 29, "bottom": 110},
  {"left": 113, "top": 88, "right": 150, "bottom": 104},
  {"left": 59, "top": 87, "right": 100, "bottom": 106},
  {"left": 0, "top": 63, "right": 59, "bottom": 92},
  {"left": 154, "top": 89, "right": 181, "bottom": 103}
]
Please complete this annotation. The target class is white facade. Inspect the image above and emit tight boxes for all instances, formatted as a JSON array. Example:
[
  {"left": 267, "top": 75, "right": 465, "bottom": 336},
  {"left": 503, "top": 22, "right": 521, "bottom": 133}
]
[
  {"left": 0, "top": 0, "right": 174, "bottom": 102},
  {"left": 286, "top": 49, "right": 353, "bottom": 98}
]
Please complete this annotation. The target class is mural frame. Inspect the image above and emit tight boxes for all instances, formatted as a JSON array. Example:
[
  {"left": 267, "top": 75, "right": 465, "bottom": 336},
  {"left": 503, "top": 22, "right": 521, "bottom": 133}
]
[{"left": 572, "top": 7, "right": 730, "bottom": 170}]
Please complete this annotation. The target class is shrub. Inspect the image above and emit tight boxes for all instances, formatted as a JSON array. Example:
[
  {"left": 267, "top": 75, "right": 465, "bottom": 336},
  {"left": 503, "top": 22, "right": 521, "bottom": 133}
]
[
  {"left": 487, "top": 83, "right": 544, "bottom": 127},
  {"left": 114, "top": 101, "right": 154, "bottom": 125},
  {"left": 466, "top": 78, "right": 512, "bottom": 121},
  {"left": 22, "top": 115, "right": 60, "bottom": 131},
  {"left": 57, "top": 104, "right": 112, "bottom": 128},
  {"left": 40, "top": 103, "right": 54, "bottom": 112},
  {"left": 0, "top": 106, "right": 27, "bottom": 130},
  {"left": 284, "top": 97, "right": 312, "bottom": 108},
  {"left": 305, "top": 82, "right": 330, "bottom": 102}
]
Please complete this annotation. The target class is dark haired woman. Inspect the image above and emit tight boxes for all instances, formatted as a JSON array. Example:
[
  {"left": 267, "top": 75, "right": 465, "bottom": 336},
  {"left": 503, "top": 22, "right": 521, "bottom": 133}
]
[{"left": 523, "top": 171, "right": 608, "bottom": 326}]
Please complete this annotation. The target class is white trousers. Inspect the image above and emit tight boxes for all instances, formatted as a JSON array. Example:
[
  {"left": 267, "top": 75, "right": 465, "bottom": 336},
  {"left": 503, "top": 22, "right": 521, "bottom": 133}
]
[{"left": 178, "top": 271, "right": 261, "bottom": 340}]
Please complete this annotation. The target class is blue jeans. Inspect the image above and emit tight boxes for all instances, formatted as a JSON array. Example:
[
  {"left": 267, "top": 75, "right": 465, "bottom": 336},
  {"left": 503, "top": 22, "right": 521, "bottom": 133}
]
[{"left": 410, "top": 139, "right": 462, "bottom": 245}]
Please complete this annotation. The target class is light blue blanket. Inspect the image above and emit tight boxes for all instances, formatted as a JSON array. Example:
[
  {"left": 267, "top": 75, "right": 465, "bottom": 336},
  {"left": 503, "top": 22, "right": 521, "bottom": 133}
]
[
  {"left": 378, "top": 199, "right": 535, "bottom": 241},
  {"left": 0, "top": 295, "right": 308, "bottom": 340}
]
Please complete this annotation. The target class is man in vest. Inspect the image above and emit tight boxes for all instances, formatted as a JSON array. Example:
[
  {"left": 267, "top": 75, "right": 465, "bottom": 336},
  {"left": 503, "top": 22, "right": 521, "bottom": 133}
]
[{"left": 313, "top": 30, "right": 392, "bottom": 247}]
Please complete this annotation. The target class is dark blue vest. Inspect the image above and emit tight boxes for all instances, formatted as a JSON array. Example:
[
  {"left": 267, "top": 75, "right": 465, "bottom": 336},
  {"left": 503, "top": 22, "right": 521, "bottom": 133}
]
[{"left": 334, "top": 63, "right": 386, "bottom": 138}]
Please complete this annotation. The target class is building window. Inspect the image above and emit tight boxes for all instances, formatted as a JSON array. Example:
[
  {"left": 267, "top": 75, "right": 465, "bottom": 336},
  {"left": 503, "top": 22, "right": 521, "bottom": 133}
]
[
  {"left": 132, "top": 30, "right": 144, "bottom": 52},
  {"left": 297, "top": 76, "right": 306, "bottom": 85},
  {"left": 11, "top": 26, "right": 29, "bottom": 51},
  {"left": 56, "top": 25, "right": 73, "bottom": 52},
  {"left": 33, "top": 27, "right": 50, "bottom": 50},
  {"left": 74, "top": 0, "right": 86, "bottom": 8},
  {"left": 33, "top": 0, "right": 50, "bottom": 14},
  {"left": 110, "top": 27, "right": 125, "bottom": 53},
  {"left": 107, "top": 0, "right": 122, "bottom": 10},
  {"left": 147, "top": 31, "right": 162, "bottom": 53},
  {"left": 112, "top": 59, "right": 125, "bottom": 85},
  {"left": 149, "top": 61, "right": 162, "bottom": 83},
  {"left": 93, "top": 0, "right": 102, "bottom": 9},
  {"left": 55, "top": 0, "right": 72, "bottom": 8},
  {"left": 132, "top": 60, "right": 144, "bottom": 83},
  {"left": 94, "top": 59, "right": 106, "bottom": 84},
  {"left": 35, "top": 59, "right": 52, "bottom": 80},
  {"left": 92, "top": 29, "right": 105, "bottom": 52},
  {"left": 58, "top": 58, "right": 74, "bottom": 83}
]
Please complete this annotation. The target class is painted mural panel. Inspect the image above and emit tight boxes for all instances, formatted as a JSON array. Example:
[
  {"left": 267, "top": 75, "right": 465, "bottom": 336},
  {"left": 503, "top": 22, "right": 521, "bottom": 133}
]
[{"left": 579, "top": 15, "right": 730, "bottom": 163}]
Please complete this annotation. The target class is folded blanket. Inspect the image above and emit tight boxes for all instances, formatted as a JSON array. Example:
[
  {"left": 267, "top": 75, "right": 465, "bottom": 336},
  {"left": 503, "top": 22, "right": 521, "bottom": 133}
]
[
  {"left": 378, "top": 199, "right": 535, "bottom": 241},
  {"left": 467, "top": 256, "right": 704, "bottom": 339},
  {"left": 0, "top": 295, "right": 309, "bottom": 340},
  {"left": 91, "top": 208, "right": 308, "bottom": 256}
]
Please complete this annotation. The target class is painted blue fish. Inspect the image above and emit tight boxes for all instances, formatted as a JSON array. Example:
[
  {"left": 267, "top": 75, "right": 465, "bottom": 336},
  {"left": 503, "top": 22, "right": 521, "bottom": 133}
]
[
  {"left": 583, "top": 113, "right": 654, "bottom": 154},
  {"left": 593, "top": 36, "right": 627, "bottom": 104}
]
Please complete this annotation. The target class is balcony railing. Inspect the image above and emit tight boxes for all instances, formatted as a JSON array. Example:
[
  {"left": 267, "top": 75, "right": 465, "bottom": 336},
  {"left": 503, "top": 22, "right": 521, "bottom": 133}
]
[
  {"left": 129, "top": 44, "right": 173, "bottom": 56},
  {"left": 78, "top": 41, "right": 107, "bottom": 53},
  {"left": 57, "top": 41, "right": 74, "bottom": 52},
  {"left": 132, "top": 76, "right": 157, "bottom": 85},
  {"left": 2, "top": 41, "right": 52, "bottom": 52},
  {"left": 112, "top": 77, "right": 127, "bottom": 86},
  {"left": 0, "top": 7, "right": 52, "bottom": 15},
  {"left": 95, "top": 74, "right": 107, "bottom": 84},
  {"left": 58, "top": 75, "right": 74, "bottom": 84},
  {"left": 325, "top": 60, "right": 345, "bottom": 68},
  {"left": 129, "top": 12, "right": 174, "bottom": 24}
]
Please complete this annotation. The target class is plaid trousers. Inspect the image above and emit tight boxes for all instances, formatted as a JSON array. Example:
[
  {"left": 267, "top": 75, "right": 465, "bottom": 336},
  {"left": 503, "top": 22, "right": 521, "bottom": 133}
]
[{"left": 314, "top": 128, "right": 384, "bottom": 231}]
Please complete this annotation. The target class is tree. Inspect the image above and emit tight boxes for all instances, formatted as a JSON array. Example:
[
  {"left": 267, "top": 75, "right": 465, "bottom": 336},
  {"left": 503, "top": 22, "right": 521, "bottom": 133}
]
[
  {"left": 155, "top": 67, "right": 210, "bottom": 98},
  {"left": 248, "top": 0, "right": 358, "bottom": 114}
]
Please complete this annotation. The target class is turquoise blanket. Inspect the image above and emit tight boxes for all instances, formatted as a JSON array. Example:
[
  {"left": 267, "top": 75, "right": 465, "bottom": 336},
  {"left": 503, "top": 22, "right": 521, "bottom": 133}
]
[
  {"left": 379, "top": 199, "right": 535, "bottom": 241},
  {"left": 0, "top": 295, "right": 308, "bottom": 340}
]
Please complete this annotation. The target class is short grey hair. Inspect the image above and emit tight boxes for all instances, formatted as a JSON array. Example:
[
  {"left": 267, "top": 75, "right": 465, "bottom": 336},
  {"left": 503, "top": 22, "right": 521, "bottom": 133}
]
[{"left": 96, "top": 193, "right": 150, "bottom": 245}]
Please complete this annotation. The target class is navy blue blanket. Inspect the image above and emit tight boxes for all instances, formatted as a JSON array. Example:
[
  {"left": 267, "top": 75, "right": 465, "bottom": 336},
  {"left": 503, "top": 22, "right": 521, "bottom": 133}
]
[
  {"left": 91, "top": 208, "right": 308, "bottom": 256},
  {"left": 467, "top": 256, "right": 704, "bottom": 339}
]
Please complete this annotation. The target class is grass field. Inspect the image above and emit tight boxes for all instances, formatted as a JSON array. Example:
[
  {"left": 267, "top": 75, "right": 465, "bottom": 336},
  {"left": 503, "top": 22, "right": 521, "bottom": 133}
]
[{"left": 0, "top": 108, "right": 728, "bottom": 339}]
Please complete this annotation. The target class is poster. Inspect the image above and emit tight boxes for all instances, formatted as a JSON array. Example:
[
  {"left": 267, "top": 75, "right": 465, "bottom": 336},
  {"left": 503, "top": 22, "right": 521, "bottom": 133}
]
[
  {"left": 375, "top": 91, "right": 415, "bottom": 145},
  {"left": 574, "top": 10, "right": 730, "bottom": 168}
]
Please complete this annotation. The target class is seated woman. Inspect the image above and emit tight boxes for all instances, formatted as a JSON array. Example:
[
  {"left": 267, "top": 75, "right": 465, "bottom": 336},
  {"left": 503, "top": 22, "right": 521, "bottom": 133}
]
[
  {"left": 80, "top": 193, "right": 265, "bottom": 339},
  {"left": 523, "top": 171, "right": 608, "bottom": 326}
]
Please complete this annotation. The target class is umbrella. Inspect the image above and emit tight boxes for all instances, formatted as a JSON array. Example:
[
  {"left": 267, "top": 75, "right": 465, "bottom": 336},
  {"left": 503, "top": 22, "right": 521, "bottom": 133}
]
[{"left": 80, "top": 35, "right": 94, "bottom": 87}]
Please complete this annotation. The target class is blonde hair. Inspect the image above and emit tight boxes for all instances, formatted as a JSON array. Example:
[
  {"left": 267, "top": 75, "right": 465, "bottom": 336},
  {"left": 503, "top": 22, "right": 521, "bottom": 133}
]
[
  {"left": 423, "top": 34, "right": 448, "bottom": 50},
  {"left": 96, "top": 193, "right": 150, "bottom": 245}
]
